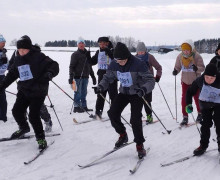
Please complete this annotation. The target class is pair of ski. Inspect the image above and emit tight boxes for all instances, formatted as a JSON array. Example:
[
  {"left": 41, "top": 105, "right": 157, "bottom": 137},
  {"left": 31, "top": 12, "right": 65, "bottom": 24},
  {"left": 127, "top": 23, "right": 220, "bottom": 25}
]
[
  {"left": 78, "top": 141, "right": 150, "bottom": 174},
  {"left": 73, "top": 117, "right": 109, "bottom": 124},
  {"left": 161, "top": 148, "right": 218, "bottom": 167}
]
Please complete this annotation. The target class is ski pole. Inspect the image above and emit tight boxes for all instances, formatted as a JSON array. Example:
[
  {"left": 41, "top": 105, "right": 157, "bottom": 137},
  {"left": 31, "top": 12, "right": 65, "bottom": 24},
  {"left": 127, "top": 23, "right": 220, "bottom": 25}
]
[
  {"left": 174, "top": 76, "right": 178, "bottom": 122},
  {"left": 157, "top": 83, "right": 175, "bottom": 120},
  {"left": 191, "top": 113, "right": 201, "bottom": 135},
  {"left": 99, "top": 93, "right": 132, "bottom": 128},
  {"left": 142, "top": 96, "right": 171, "bottom": 134},
  {"left": 51, "top": 80, "right": 95, "bottom": 118},
  {"left": 5, "top": 90, "right": 16, "bottom": 96},
  {"left": 47, "top": 95, "right": 63, "bottom": 131}
]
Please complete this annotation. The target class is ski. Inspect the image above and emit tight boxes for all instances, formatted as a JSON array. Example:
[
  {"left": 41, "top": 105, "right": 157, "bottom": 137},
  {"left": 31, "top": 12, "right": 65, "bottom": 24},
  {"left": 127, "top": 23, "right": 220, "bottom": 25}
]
[
  {"left": 162, "top": 122, "right": 197, "bottom": 134},
  {"left": 161, "top": 148, "right": 217, "bottom": 167},
  {"left": 24, "top": 140, "right": 55, "bottom": 165},
  {"left": 78, "top": 141, "right": 135, "bottom": 168},
  {"left": 0, "top": 133, "right": 61, "bottom": 142},
  {"left": 129, "top": 147, "right": 150, "bottom": 174},
  {"left": 143, "top": 120, "right": 159, "bottom": 127},
  {"left": 73, "top": 117, "right": 109, "bottom": 124}
]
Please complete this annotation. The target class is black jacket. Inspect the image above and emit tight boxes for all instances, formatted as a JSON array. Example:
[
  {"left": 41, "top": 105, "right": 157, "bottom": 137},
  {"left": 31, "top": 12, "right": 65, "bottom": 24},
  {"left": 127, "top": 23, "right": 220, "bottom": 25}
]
[
  {"left": 2, "top": 46, "right": 59, "bottom": 97},
  {"left": 69, "top": 48, "right": 92, "bottom": 80}
]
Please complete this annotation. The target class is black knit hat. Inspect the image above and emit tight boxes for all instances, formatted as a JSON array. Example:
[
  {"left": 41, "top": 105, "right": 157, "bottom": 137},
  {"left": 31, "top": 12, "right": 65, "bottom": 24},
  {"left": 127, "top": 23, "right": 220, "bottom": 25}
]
[
  {"left": 215, "top": 43, "right": 220, "bottom": 55},
  {"left": 113, "top": 42, "right": 131, "bottom": 60},
  {"left": 16, "top": 35, "right": 32, "bottom": 49},
  {"left": 98, "top": 37, "right": 109, "bottom": 43},
  {"left": 204, "top": 63, "right": 217, "bottom": 77}
]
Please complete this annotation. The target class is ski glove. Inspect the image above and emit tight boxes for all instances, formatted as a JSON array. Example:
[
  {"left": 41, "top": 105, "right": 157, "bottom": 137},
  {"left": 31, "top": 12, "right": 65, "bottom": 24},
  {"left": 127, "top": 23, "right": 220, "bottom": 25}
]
[
  {"left": 136, "top": 88, "right": 146, "bottom": 97},
  {"left": 185, "top": 104, "right": 193, "bottom": 113},
  {"left": 155, "top": 75, "right": 161, "bottom": 83},
  {"left": 172, "top": 69, "right": 178, "bottom": 76},
  {"left": 192, "top": 64, "right": 198, "bottom": 72},
  {"left": 44, "top": 72, "right": 53, "bottom": 81},
  {"left": 92, "top": 85, "right": 104, "bottom": 94}
]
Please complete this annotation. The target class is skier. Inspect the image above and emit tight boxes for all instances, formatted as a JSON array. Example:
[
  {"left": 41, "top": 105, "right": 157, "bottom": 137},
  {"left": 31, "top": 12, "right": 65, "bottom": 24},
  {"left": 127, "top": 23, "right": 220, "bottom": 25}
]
[
  {"left": 8, "top": 39, "right": 53, "bottom": 133},
  {"left": 68, "top": 38, "right": 95, "bottom": 113},
  {"left": 172, "top": 39, "right": 205, "bottom": 125},
  {"left": 0, "top": 35, "right": 59, "bottom": 149},
  {"left": 135, "top": 42, "right": 162, "bottom": 124},
  {"left": 87, "top": 37, "right": 118, "bottom": 119},
  {"left": 93, "top": 42, "right": 155, "bottom": 159},
  {"left": 185, "top": 63, "right": 220, "bottom": 155},
  {"left": 0, "top": 34, "right": 8, "bottom": 122}
]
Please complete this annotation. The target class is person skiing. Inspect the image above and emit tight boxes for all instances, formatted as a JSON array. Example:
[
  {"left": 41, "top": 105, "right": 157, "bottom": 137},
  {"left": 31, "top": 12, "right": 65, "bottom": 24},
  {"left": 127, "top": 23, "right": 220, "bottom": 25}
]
[
  {"left": 172, "top": 39, "right": 205, "bottom": 126},
  {"left": 8, "top": 40, "right": 53, "bottom": 133},
  {"left": 0, "top": 34, "right": 8, "bottom": 122},
  {"left": 69, "top": 38, "right": 95, "bottom": 113},
  {"left": 93, "top": 42, "right": 155, "bottom": 159},
  {"left": 87, "top": 36, "right": 118, "bottom": 119},
  {"left": 135, "top": 41, "right": 162, "bottom": 124},
  {"left": 0, "top": 35, "right": 59, "bottom": 149},
  {"left": 185, "top": 63, "right": 220, "bottom": 155}
]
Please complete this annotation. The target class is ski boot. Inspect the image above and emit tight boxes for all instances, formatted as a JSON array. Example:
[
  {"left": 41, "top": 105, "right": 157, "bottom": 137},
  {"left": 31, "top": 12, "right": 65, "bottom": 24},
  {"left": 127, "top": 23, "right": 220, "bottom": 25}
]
[
  {"left": 180, "top": 116, "right": 188, "bottom": 126},
  {"left": 115, "top": 133, "right": 128, "bottom": 148},
  {"left": 193, "top": 145, "right": 207, "bottom": 156},
  {"left": 146, "top": 114, "right": 153, "bottom": 124},
  {"left": 136, "top": 144, "right": 146, "bottom": 159},
  {"left": 74, "top": 107, "right": 84, "bottom": 113},
  {"left": 83, "top": 107, "right": 93, "bottom": 112},
  {"left": 45, "top": 119, "right": 53, "bottom": 133},
  {"left": 196, "top": 113, "right": 202, "bottom": 124},
  {"left": 11, "top": 126, "right": 30, "bottom": 139},
  {"left": 37, "top": 138, "right": 47, "bottom": 150}
]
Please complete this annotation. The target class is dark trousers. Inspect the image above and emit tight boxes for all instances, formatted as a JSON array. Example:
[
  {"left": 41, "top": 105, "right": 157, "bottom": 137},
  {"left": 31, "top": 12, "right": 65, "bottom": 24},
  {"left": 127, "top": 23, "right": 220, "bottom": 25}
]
[
  {"left": 0, "top": 76, "right": 7, "bottom": 122},
  {"left": 96, "top": 75, "right": 118, "bottom": 113},
  {"left": 108, "top": 93, "right": 145, "bottom": 145},
  {"left": 12, "top": 91, "right": 46, "bottom": 139},
  {"left": 143, "top": 92, "right": 152, "bottom": 115},
  {"left": 40, "top": 103, "right": 51, "bottom": 122},
  {"left": 199, "top": 101, "right": 220, "bottom": 148}
]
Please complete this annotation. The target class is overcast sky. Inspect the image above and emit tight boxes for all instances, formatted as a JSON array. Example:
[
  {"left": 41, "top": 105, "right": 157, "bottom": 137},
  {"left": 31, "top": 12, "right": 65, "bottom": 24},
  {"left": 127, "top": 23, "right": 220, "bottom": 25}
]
[{"left": 1, "top": 0, "right": 220, "bottom": 46}]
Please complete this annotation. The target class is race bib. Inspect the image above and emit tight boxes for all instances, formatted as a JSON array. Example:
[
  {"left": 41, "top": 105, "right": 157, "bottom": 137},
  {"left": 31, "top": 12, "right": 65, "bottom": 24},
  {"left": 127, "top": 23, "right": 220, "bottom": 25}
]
[
  {"left": 18, "top": 64, "right": 33, "bottom": 81},
  {"left": 181, "top": 64, "right": 194, "bottom": 72},
  {"left": 199, "top": 84, "right": 220, "bottom": 103},
  {"left": 117, "top": 71, "right": 133, "bottom": 87},
  {"left": 0, "top": 64, "right": 8, "bottom": 75},
  {"left": 98, "top": 51, "right": 111, "bottom": 70}
]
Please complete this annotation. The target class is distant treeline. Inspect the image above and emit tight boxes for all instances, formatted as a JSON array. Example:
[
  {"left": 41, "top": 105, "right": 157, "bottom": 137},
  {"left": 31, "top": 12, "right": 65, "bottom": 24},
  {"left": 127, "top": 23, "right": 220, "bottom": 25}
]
[
  {"left": 45, "top": 40, "right": 98, "bottom": 47},
  {"left": 194, "top": 38, "right": 220, "bottom": 54},
  {"left": 44, "top": 36, "right": 138, "bottom": 52}
]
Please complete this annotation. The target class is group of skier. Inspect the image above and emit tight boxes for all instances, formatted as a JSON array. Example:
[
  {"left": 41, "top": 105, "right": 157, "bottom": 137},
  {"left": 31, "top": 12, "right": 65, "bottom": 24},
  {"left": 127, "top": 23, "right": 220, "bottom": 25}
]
[{"left": 0, "top": 33, "right": 220, "bottom": 159}]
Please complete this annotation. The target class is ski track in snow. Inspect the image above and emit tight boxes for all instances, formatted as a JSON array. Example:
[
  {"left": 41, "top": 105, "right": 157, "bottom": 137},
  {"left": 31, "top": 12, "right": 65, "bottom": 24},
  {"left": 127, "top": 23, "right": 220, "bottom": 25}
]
[{"left": 1, "top": 47, "right": 220, "bottom": 180}]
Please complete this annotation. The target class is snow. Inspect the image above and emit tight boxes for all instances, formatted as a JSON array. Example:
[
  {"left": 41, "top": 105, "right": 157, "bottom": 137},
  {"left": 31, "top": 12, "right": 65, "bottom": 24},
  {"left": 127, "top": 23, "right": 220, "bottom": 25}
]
[{"left": 1, "top": 48, "right": 220, "bottom": 180}]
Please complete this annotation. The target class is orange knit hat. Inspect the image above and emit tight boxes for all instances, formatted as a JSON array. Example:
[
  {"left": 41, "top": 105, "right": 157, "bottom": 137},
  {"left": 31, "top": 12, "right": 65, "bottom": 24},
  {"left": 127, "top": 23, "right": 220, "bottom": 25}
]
[{"left": 181, "top": 43, "right": 192, "bottom": 51}]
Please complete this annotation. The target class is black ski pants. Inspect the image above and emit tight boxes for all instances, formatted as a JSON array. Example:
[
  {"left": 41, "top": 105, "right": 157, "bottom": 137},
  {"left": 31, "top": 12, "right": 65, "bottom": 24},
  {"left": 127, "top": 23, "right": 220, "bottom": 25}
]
[
  {"left": 199, "top": 101, "right": 220, "bottom": 148},
  {"left": 143, "top": 92, "right": 152, "bottom": 116},
  {"left": 12, "top": 91, "right": 46, "bottom": 139},
  {"left": 96, "top": 74, "right": 118, "bottom": 113},
  {"left": 108, "top": 93, "right": 145, "bottom": 145}
]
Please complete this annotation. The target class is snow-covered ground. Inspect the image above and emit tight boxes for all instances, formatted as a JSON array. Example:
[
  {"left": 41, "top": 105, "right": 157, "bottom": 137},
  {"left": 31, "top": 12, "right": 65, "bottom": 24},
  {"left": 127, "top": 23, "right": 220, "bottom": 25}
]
[{"left": 1, "top": 47, "right": 219, "bottom": 180}]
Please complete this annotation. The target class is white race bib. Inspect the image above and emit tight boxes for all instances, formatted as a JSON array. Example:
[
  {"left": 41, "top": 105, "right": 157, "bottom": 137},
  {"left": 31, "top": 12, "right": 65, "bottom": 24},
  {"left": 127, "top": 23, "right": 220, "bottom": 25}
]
[
  {"left": 181, "top": 64, "right": 194, "bottom": 72},
  {"left": 98, "top": 51, "right": 111, "bottom": 70},
  {"left": 18, "top": 64, "right": 33, "bottom": 81},
  {"left": 199, "top": 84, "right": 220, "bottom": 103},
  {"left": 117, "top": 71, "right": 133, "bottom": 87}
]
